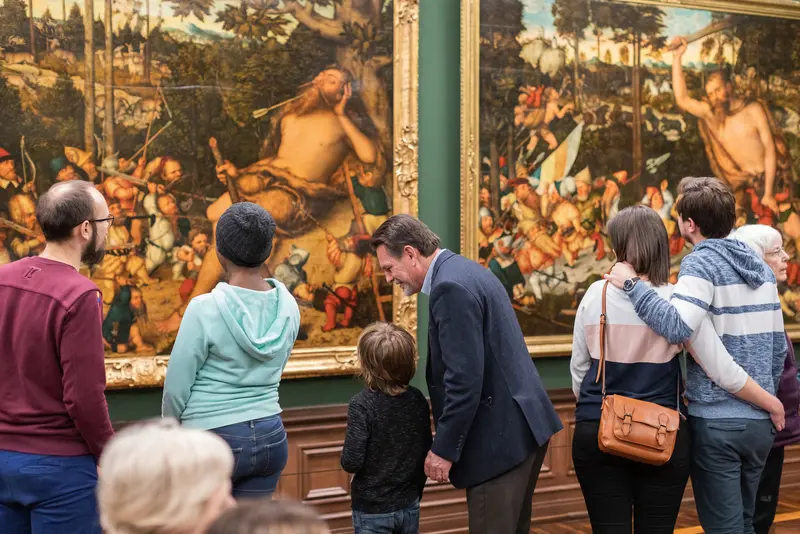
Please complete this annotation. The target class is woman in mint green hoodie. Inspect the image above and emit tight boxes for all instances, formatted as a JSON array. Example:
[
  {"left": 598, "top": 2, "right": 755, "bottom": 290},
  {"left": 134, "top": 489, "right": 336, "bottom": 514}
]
[{"left": 163, "top": 202, "right": 300, "bottom": 499}]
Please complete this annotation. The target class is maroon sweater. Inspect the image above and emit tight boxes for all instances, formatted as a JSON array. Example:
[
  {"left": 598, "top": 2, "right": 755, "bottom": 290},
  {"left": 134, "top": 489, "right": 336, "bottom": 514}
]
[{"left": 0, "top": 257, "right": 114, "bottom": 459}]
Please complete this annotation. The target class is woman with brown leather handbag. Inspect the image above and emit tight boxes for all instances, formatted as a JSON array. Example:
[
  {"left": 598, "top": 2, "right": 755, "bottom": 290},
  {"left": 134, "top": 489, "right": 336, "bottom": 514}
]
[{"left": 570, "top": 206, "right": 781, "bottom": 533}]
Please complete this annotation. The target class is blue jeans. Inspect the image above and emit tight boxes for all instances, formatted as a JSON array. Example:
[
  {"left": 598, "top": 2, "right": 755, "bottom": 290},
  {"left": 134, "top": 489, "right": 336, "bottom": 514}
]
[
  {"left": 352, "top": 500, "right": 420, "bottom": 534},
  {"left": 210, "top": 414, "right": 288, "bottom": 499},
  {"left": 0, "top": 450, "right": 101, "bottom": 534},
  {"left": 689, "top": 417, "right": 775, "bottom": 534}
]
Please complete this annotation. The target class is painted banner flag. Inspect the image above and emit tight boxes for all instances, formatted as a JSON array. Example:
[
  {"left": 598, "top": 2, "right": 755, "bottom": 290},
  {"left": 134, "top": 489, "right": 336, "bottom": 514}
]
[{"left": 535, "top": 123, "right": 583, "bottom": 196}]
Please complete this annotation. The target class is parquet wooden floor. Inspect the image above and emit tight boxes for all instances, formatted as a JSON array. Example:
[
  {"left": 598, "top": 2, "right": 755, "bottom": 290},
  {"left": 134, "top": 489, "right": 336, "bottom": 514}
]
[{"left": 530, "top": 488, "right": 800, "bottom": 533}]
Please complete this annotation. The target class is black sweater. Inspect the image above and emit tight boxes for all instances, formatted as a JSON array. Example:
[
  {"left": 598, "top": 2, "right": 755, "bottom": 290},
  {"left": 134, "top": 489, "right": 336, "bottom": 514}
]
[{"left": 341, "top": 387, "right": 432, "bottom": 513}]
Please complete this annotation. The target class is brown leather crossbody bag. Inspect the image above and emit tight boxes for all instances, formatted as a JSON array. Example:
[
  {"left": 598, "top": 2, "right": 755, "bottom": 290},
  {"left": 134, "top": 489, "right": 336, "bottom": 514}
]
[{"left": 595, "top": 281, "right": 681, "bottom": 466}]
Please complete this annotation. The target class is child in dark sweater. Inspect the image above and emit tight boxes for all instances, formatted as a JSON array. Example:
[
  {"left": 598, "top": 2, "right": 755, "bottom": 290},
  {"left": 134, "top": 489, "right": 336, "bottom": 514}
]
[{"left": 341, "top": 322, "right": 432, "bottom": 534}]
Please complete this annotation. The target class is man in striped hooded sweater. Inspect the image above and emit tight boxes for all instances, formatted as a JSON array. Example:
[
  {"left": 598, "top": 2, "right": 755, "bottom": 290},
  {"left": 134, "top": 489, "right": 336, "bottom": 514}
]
[{"left": 607, "top": 176, "right": 786, "bottom": 534}]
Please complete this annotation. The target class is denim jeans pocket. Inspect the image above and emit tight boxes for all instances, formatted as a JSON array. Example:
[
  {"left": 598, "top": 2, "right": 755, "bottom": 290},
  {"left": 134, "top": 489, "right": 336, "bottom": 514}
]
[
  {"left": 257, "top": 432, "right": 288, "bottom": 477},
  {"left": 353, "top": 511, "right": 395, "bottom": 534},
  {"left": 19, "top": 462, "right": 63, "bottom": 475}
]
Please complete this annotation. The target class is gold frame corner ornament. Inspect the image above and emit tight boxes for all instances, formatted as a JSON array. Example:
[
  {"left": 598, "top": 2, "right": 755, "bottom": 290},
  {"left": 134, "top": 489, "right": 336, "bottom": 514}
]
[
  {"left": 459, "top": 0, "right": 800, "bottom": 357},
  {"left": 106, "top": 0, "right": 419, "bottom": 389}
]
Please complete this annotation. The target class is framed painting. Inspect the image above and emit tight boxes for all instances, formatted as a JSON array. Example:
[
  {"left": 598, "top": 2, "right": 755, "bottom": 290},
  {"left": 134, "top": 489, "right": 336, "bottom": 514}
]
[
  {"left": 461, "top": 0, "right": 800, "bottom": 356},
  {"left": 0, "top": 0, "right": 419, "bottom": 388}
]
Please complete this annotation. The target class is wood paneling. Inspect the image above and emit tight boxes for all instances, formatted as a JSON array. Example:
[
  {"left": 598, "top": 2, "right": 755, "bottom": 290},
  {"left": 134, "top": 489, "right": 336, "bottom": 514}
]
[
  {"left": 276, "top": 390, "right": 585, "bottom": 532},
  {"left": 277, "top": 390, "right": 800, "bottom": 533}
]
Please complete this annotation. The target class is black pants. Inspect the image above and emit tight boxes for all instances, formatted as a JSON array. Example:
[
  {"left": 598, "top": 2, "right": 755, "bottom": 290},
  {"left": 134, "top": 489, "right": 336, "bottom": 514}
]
[
  {"left": 572, "top": 419, "right": 691, "bottom": 534},
  {"left": 753, "top": 446, "right": 785, "bottom": 534}
]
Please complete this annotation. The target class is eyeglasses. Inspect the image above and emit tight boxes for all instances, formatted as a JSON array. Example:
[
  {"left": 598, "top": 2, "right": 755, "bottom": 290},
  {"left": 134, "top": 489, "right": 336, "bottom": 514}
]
[
  {"left": 90, "top": 216, "right": 115, "bottom": 225},
  {"left": 766, "top": 247, "right": 786, "bottom": 257}
]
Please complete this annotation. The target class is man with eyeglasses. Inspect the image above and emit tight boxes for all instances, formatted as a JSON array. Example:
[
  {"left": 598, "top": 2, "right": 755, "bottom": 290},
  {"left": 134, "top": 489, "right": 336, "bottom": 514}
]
[{"left": 0, "top": 180, "right": 114, "bottom": 534}]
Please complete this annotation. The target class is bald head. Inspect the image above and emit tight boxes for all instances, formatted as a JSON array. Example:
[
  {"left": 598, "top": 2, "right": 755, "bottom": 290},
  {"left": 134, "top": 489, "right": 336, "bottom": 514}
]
[{"left": 36, "top": 180, "right": 107, "bottom": 242}]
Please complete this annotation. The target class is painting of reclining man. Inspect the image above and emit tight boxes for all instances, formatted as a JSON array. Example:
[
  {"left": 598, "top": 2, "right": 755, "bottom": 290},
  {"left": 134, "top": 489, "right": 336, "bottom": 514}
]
[
  {"left": 0, "top": 0, "right": 396, "bottom": 357},
  {"left": 477, "top": 0, "right": 800, "bottom": 337}
]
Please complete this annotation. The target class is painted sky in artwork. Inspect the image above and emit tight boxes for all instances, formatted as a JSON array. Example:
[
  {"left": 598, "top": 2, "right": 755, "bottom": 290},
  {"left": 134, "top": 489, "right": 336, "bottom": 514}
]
[{"left": 516, "top": 0, "right": 733, "bottom": 65}]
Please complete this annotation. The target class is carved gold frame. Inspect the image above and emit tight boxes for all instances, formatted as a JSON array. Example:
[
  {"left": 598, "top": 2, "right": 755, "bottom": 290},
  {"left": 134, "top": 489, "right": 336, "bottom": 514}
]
[
  {"left": 106, "top": 0, "right": 420, "bottom": 389},
  {"left": 461, "top": 0, "right": 800, "bottom": 357}
]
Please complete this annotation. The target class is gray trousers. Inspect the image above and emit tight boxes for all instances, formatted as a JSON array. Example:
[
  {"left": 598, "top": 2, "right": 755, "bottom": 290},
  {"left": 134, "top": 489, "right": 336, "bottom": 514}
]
[
  {"left": 465, "top": 442, "right": 549, "bottom": 534},
  {"left": 690, "top": 417, "right": 775, "bottom": 534}
]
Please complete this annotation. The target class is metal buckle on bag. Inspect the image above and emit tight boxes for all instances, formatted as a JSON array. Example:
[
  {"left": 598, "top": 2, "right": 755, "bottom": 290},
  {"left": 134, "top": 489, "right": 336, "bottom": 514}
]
[{"left": 622, "top": 412, "right": 633, "bottom": 436}]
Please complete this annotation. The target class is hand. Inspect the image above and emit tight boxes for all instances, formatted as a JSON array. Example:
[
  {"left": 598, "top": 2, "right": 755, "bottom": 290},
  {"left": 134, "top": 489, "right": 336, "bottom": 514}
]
[
  {"left": 767, "top": 395, "right": 785, "bottom": 431},
  {"left": 215, "top": 160, "right": 237, "bottom": 184},
  {"left": 334, "top": 82, "right": 352, "bottom": 116},
  {"left": 670, "top": 37, "right": 688, "bottom": 59},
  {"left": 604, "top": 262, "right": 637, "bottom": 289},
  {"left": 761, "top": 194, "right": 779, "bottom": 214},
  {"left": 424, "top": 451, "right": 452, "bottom": 483}
]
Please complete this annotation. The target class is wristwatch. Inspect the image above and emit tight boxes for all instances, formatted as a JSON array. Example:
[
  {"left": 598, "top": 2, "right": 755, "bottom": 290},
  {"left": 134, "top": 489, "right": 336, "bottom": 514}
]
[{"left": 623, "top": 277, "right": 640, "bottom": 292}]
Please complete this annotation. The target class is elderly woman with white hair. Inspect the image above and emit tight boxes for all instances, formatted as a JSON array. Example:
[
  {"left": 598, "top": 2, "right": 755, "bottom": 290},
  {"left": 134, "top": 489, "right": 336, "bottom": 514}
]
[
  {"left": 730, "top": 224, "right": 800, "bottom": 534},
  {"left": 98, "top": 419, "right": 236, "bottom": 534}
]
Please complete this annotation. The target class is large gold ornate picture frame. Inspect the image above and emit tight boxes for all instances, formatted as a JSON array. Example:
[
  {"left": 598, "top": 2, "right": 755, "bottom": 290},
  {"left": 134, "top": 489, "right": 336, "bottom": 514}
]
[
  {"left": 0, "top": 0, "right": 418, "bottom": 389},
  {"left": 102, "top": 0, "right": 420, "bottom": 388},
  {"left": 462, "top": 0, "right": 800, "bottom": 357}
]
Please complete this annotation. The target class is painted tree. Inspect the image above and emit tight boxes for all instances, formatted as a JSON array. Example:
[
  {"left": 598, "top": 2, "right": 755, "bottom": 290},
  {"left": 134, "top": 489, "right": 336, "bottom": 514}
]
[
  {"left": 480, "top": 0, "right": 525, "bottom": 216},
  {"left": 735, "top": 16, "right": 800, "bottom": 97},
  {"left": 552, "top": 0, "right": 590, "bottom": 110},
  {"left": 589, "top": 1, "right": 612, "bottom": 64},
  {"left": 0, "top": 0, "right": 29, "bottom": 48},
  {"left": 63, "top": 3, "right": 84, "bottom": 52},
  {"left": 83, "top": 0, "right": 95, "bottom": 151},
  {"left": 104, "top": 0, "right": 114, "bottom": 156},
  {"left": 168, "top": 0, "right": 394, "bottom": 169},
  {"left": 608, "top": 4, "right": 665, "bottom": 179},
  {"left": 28, "top": 0, "right": 35, "bottom": 58}
]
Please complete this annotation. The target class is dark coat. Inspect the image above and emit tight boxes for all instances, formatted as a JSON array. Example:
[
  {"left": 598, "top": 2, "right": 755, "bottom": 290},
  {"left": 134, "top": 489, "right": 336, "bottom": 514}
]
[{"left": 426, "top": 250, "right": 563, "bottom": 489}]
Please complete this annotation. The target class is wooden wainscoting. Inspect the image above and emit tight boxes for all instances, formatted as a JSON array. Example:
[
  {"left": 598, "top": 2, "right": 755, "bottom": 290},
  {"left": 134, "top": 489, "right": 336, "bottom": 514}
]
[
  {"left": 276, "top": 389, "right": 586, "bottom": 533},
  {"left": 277, "top": 390, "right": 800, "bottom": 532}
]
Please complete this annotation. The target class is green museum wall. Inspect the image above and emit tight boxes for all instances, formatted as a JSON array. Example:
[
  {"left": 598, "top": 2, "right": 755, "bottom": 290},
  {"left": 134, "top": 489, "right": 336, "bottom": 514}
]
[{"left": 105, "top": 0, "right": 568, "bottom": 421}]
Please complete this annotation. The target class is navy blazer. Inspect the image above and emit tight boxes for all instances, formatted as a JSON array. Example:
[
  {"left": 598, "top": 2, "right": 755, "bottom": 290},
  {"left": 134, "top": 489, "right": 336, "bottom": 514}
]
[{"left": 426, "top": 250, "right": 563, "bottom": 489}]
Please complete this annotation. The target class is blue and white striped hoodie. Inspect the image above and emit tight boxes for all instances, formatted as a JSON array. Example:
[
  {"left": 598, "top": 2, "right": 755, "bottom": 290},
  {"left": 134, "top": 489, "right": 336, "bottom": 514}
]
[{"left": 627, "top": 238, "right": 786, "bottom": 420}]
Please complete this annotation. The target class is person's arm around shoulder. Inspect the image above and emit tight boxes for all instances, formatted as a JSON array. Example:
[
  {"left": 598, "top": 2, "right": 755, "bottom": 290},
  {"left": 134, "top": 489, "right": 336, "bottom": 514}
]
[
  {"left": 341, "top": 393, "right": 370, "bottom": 474},
  {"left": 428, "top": 280, "right": 485, "bottom": 465},
  {"left": 687, "top": 317, "right": 784, "bottom": 429},
  {"left": 606, "top": 257, "right": 713, "bottom": 344},
  {"left": 61, "top": 290, "right": 114, "bottom": 458},
  {"left": 162, "top": 299, "right": 209, "bottom": 421}
]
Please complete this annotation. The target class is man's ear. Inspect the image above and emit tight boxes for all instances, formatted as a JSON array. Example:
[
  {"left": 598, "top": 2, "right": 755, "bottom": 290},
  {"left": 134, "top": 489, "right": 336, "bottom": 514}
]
[{"left": 403, "top": 244, "right": 416, "bottom": 262}]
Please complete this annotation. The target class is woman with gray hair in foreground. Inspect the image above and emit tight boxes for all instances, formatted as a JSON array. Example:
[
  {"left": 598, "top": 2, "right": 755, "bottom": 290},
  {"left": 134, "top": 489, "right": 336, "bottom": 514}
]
[
  {"left": 98, "top": 419, "right": 236, "bottom": 534},
  {"left": 730, "top": 224, "right": 800, "bottom": 534}
]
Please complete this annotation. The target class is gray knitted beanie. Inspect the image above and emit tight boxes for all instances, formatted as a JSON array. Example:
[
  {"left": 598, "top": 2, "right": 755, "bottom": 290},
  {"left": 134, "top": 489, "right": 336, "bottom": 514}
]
[{"left": 215, "top": 202, "right": 276, "bottom": 268}]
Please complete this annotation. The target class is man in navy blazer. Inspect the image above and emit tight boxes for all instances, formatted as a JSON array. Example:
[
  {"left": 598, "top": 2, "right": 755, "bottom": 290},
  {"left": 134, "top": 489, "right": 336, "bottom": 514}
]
[{"left": 371, "top": 214, "right": 563, "bottom": 533}]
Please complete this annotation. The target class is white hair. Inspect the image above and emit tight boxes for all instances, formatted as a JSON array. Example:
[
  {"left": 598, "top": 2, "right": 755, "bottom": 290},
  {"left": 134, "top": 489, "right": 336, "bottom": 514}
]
[
  {"left": 728, "top": 224, "right": 782, "bottom": 259},
  {"left": 98, "top": 419, "right": 234, "bottom": 534}
]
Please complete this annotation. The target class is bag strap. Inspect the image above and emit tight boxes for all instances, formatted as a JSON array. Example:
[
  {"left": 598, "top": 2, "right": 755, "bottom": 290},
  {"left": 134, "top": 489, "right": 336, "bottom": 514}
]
[{"left": 594, "top": 281, "right": 609, "bottom": 398}]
